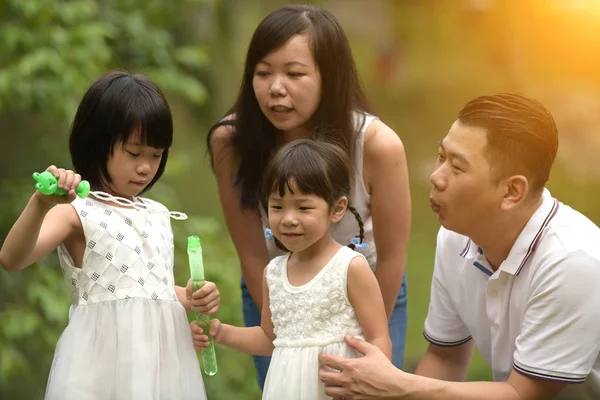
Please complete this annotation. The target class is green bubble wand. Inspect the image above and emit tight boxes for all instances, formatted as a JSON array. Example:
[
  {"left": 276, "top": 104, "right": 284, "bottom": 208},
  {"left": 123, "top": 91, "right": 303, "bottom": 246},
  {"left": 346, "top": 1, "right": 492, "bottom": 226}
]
[
  {"left": 187, "top": 235, "right": 218, "bottom": 376},
  {"left": 33, "top": 171, "right": 90, "bottom": 198}
]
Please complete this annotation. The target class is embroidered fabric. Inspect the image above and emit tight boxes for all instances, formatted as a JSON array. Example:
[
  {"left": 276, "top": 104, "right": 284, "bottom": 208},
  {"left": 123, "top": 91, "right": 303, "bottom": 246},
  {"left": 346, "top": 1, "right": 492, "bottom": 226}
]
[{"left": 262, "top": 246, "right": 365, "bottom": 400}]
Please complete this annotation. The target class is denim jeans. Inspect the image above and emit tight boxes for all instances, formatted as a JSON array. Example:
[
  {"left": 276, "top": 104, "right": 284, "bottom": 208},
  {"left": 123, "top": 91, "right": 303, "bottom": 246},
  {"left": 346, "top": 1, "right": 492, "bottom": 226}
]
[{"left": 241, "top": 273, "right": 408, "bottom": 391}]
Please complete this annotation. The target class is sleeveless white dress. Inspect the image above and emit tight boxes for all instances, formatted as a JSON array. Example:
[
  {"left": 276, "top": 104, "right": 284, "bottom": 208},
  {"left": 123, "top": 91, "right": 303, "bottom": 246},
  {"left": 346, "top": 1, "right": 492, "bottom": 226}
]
[
  {"left": 262, "top": 246, "right": 365, "bottom": 400},
  {"left": 45, "top": 196, "right": 205, "bottom": 400}
]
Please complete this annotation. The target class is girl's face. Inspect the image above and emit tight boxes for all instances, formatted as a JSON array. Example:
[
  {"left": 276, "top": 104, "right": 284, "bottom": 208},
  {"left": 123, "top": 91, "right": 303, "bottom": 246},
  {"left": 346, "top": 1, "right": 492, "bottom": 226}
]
[
  {"left": 105, "top": 134, "right": 164, "bottom": 198},
  {"left": 253, "top": 34, "right": 322, "bottom": 139},
  {"left": 267, "top": 180, "right": 346, "bottom": 253}
]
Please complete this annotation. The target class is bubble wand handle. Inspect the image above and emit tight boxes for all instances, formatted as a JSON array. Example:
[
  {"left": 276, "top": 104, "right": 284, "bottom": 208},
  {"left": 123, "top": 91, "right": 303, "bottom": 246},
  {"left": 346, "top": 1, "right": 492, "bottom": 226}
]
[
  {"left": 187, "top": 235, "right": 218, "bottom": 376},
  {"left": 32, "top": 171, "right": 90, "bottom": 199}
]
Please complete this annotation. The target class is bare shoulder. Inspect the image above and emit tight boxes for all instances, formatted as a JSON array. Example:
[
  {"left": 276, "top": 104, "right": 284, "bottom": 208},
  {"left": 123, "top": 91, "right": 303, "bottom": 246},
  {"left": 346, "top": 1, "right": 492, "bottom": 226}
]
[
  {"left": 210, "top": 115, "right": 235, "bottom": 151},
  {"left": 50, "top": 202, "right": 82, "bottom": 230},
  {"left": 210, "top": 116, "right": 238, "bottom": 170},
  {"left": 362, "top": 119, "right": 407, "bottom": 192},
  {"left": 363, "top": 118, "right": 405, "bottom": 159},
  {"left": 347, "top": 254, "right": 375, "bottom": 281}
]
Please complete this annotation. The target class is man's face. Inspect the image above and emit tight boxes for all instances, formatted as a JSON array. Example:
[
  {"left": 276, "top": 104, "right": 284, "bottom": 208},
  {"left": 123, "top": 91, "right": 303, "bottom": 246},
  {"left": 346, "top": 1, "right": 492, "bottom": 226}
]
[{"left": 429, "top": 120, "right": 505, "bottom": 235}]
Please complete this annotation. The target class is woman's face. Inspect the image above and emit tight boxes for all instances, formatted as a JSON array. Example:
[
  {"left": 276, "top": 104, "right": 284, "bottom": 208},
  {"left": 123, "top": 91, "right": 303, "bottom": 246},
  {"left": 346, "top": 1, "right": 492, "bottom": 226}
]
[{"left": 252, "top": 34, "right": 322, "bottom": 139}]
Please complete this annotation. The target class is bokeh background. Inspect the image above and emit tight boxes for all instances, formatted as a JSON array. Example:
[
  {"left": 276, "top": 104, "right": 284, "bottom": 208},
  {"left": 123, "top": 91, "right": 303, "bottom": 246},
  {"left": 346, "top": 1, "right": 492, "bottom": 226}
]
[{"left": 1, "top": 0, "right": 599, "bottom": 398}]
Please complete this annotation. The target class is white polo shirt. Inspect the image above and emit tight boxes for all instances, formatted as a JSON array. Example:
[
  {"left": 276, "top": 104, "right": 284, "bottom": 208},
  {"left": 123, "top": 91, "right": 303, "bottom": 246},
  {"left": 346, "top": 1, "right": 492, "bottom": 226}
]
[{"left": 424, "top": 189, "right": 600, "bottom": 399}]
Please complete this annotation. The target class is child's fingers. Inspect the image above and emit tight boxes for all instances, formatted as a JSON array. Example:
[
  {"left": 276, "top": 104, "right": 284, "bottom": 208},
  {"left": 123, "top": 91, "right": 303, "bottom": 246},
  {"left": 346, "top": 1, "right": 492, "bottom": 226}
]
[
  {"left": 70, "top": 173, "right": 82, "bottom": 191},
  {"left": 63, "top": 171, "right": 75, "bottom": 191},
  {"left": 55, "top": 168, "right": 67, "bottom": 188},
  {"left": 185, "top": 279, "right": 193, "bottom": 300},
  {"left": 192, "top": 298, "right": 220, "bottom": 315},
  {"left": 190, "top": 320, "right": 203, "bottom": 334},
  {"left": 209, "top": 319, "right": 221, "bottom": 337},
  {"left": 193, "top": 335, "right": 209, "bottom": 350},
  {"left": 192, "top": 281, "right": 219, "bottom": 300},
  {"left": 45, "top": 165, "right": 59, "bottom": 176}
]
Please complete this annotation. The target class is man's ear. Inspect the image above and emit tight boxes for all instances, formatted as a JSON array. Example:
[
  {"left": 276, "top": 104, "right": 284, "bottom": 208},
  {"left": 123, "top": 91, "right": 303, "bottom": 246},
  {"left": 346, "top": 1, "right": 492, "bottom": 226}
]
[
  {"left": 331, "top": 196, "right": 348, "bottom": 223},
  {"left": 500, "top": 175, "right": 529, "bottom": 211}
]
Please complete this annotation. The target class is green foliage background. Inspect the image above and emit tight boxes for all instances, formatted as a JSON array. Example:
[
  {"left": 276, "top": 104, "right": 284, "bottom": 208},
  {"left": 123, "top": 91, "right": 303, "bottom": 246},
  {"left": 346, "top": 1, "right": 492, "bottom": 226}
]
[{"left": 1, "top": 1, "right": 599, "bottom": 399}]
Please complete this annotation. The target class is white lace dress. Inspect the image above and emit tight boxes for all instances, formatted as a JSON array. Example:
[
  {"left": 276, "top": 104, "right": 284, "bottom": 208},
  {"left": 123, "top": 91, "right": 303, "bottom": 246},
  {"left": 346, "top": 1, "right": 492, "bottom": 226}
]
[
  {"left": 263, "top": 246, "right": 365, "bottom": 400},
  {"left": 45, "top": 197, "right": 205, "bottom": 400}
]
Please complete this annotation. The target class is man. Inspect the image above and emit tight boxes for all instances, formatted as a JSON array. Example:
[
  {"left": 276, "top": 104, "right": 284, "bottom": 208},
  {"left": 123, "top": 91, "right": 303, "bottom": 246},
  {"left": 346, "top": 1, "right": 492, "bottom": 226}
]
[{"left": 319, "top": 93, "right": 600, "bottom": 400}]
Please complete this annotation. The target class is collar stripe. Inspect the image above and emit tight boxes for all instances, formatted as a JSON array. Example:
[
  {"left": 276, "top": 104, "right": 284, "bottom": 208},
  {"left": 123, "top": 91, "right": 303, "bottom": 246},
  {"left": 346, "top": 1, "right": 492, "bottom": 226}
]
[
  {"left": 515, "top": 198, "right": 559, "bottom": 276},
  {"left": 460, "top": 239, "right": 472, "bottom": 258}
]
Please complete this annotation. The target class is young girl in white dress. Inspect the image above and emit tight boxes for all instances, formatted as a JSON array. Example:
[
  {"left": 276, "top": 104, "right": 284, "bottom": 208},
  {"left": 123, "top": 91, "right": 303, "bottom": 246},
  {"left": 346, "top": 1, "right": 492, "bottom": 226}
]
[
  {"left": 191, "top": 139, "right": 392, "bottom": 399},
  {"left": 0, "top": 71, "right": 220, "bottom": 400}
]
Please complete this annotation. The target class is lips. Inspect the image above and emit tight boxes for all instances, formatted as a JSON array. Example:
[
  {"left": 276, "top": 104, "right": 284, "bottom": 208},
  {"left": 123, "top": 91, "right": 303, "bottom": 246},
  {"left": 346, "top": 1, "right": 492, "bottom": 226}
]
[
  {"left": 429, "top": 198, "right": 441, "bottom": 213},
  {"left": 270, "top": 105, "right": 293, "bottom": 112},
  {"left": 131, "top": 181, "right": 148, "bottom": 186},
  {"left": 281, "top": 233, "right": 302, "bottom": 238}
]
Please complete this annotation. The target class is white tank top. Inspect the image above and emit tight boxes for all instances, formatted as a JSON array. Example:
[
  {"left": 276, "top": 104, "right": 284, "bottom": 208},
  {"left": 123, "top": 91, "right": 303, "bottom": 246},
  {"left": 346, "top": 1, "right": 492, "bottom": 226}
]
[{"left": 262, "top": 112, "right": 378, "bottom": 270}]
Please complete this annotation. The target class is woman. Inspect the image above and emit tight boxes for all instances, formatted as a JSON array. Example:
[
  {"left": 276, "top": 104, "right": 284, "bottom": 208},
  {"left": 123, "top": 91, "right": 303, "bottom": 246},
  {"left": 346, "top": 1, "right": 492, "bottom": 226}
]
[{"left": 207, "top": 4, "right": 411, "bottom": 390}]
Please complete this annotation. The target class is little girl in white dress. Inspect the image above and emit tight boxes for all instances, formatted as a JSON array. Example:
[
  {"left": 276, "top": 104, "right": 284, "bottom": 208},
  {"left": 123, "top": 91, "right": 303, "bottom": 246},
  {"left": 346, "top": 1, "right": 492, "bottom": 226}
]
[
  {"left": 191, "top": 139, "right": 392, "bottom": 399},
  {"left": 0, "top": 71, "right": 218, "bottom": 399}
]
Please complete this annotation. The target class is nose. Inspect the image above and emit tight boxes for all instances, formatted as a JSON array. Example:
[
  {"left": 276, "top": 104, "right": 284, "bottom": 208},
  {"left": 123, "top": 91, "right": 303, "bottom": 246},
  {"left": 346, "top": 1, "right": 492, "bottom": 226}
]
[
  {"left": 269, "top": 75, "right": 287, "bottom": 97},
  {"left": 136, "top": 160, "right": 151, "bottom": 176},
  {"left": 281, "top": 210, "right": 298, "bottom": 226},
  {"left": 429, "top": 162, "right": 447, "bottom": 191}
]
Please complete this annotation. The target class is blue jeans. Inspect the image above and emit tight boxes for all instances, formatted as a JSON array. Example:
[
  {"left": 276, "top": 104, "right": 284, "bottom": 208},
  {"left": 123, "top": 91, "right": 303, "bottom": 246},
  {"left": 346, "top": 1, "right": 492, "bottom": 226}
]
[{"left": 241, "top": 273, "right": 408, "bottom": 391}]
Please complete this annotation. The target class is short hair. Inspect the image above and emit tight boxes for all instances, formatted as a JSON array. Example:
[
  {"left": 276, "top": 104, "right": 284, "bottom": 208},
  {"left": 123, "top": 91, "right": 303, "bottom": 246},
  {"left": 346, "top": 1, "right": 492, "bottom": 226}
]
[
  {"left": 457, "top": 93, "right": 558, "bottom": 195},
  {"left": 69, "top": 71, "right": 173, "bottom": 194}
]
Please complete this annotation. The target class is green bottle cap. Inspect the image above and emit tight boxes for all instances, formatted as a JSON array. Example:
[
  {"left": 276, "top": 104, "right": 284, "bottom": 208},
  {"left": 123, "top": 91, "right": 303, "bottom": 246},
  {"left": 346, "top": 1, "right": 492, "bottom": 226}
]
[{"left": 188, "top": 235, "right": 201, "bottom": 249}]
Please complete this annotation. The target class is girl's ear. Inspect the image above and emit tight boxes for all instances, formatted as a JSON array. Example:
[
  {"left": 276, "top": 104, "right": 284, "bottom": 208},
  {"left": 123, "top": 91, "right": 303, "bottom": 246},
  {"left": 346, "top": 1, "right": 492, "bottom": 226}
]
[{"left": 331, "top": 196, "right": 348, "bottom": 223}]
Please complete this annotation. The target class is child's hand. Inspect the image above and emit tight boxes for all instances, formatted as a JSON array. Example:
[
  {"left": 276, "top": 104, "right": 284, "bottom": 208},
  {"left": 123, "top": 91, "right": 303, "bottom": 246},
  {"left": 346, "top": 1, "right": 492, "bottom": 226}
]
[
  {"left": 35, "top": 165, "right": 82, "bottom": 204},
  {"left": 190, "top": 319, "right": 223, "bottom": 350},
  {"left": 186, "top": 279, "right": 220, "bottom": 315}
]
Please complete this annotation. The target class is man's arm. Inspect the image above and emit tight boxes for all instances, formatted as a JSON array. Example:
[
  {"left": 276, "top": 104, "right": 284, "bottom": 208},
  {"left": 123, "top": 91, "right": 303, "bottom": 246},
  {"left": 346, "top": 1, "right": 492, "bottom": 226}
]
[
  {"left": 414, "top": 341, "right": 474, "bottom": 382},
  {"left": 403, "top": 368, "right": 566, "bottom": 400},
  {"left": 319, "top": 336, "right": 566, "bottom": 400}
]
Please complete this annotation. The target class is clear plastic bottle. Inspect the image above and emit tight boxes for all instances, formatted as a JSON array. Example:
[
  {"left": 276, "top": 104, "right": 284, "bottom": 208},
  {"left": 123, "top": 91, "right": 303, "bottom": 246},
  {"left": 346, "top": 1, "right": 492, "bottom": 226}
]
[{"left": 187, "top": 235, "right": 218, "bottom": 376}]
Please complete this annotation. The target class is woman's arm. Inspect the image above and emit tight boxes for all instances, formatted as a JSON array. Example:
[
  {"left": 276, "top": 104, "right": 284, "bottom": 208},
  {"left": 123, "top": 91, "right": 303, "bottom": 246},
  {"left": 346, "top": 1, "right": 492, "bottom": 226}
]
[
  {"left": 211, "top": 125, "right": 271, "bottom": 310},
  {"left": 347, "top": 255, "right": 392, "bottom": 360},
  {"left": 363, "top": 119, "right": 411, "bottom": 318}
]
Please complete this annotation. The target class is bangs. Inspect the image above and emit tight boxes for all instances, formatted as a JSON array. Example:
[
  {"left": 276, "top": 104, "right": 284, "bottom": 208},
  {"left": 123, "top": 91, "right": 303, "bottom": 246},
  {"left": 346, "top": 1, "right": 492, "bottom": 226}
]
[
  {"left": 111, "top": 76, "right": 173, "bottom": 150},
  {"left": 263, "top": 143, "right": 333, "bottom": 204}
]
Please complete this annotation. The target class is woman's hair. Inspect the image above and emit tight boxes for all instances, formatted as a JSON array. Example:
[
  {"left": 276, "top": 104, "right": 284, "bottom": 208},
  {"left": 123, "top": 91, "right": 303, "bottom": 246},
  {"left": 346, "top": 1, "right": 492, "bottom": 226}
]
[
  {"left": 69, "top": 71, "right": 173, "bottom": 194},
  {"left": 207, "top": 4, "right": 371, "bottom": 209},
  {"left": 261, "top": 139, "right": 364, "bottom": 251}
]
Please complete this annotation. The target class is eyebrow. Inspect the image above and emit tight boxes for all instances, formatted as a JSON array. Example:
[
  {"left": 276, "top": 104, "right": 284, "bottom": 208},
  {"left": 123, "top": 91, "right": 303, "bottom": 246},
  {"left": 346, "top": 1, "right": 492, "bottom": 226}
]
[
  {"left": 257, "top": 60, "right": 309, "bottom": 67},
  {"left": 439, "top": 140, "right": 470, "bottom": 166}
]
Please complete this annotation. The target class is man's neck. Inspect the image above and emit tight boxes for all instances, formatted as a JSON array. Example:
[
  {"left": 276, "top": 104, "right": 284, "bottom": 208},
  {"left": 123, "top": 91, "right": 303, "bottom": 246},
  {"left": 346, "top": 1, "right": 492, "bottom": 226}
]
[{"left": 472, "top": 197, "right": 543, "bottom": 271}]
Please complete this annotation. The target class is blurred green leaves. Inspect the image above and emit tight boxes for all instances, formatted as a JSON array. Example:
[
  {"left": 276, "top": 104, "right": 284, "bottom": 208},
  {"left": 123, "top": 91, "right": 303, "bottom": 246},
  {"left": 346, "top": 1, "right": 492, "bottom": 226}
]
[{"left": 0, "top": 0, "right": 209, "bottom": 123}]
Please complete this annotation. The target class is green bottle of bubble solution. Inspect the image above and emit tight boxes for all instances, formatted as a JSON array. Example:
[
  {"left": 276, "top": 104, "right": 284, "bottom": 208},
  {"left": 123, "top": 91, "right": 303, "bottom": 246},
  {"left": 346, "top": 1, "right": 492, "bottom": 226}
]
[{"left": 187, "top": 235, "right": 218, "bottom": 376}]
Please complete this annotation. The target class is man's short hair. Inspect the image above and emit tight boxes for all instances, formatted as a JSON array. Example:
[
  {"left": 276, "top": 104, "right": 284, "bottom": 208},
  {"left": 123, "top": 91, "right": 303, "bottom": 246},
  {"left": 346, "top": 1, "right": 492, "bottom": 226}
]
[{"left": 458, "top": 93, "right": 558, "bottom": 195}]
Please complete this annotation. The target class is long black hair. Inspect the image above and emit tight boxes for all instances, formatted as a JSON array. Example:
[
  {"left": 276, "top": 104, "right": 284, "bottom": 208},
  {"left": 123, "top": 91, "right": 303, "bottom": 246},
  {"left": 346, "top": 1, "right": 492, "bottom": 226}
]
[{"left": 207, "top": 4, "right": 371, "bottom": 209}]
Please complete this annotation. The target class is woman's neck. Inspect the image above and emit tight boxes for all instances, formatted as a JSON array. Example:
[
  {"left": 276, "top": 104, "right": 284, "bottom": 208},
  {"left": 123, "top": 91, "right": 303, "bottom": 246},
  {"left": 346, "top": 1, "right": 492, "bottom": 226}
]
[{"left": 278, "top": 125, "right": 312, "bottom": 145}]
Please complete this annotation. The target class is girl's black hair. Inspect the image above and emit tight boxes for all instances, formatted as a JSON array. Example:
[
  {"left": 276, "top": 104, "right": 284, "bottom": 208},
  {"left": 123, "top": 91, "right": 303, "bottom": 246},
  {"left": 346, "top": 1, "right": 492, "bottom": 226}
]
[
  {"left": 70, "top": 71, "right": 173, "bottom": 194},
  {"left": 262, "top": 139, "right": 365, "bottom": 251},
  {"left": 207, "top": 4, "right": 371, "bottom": 209}
]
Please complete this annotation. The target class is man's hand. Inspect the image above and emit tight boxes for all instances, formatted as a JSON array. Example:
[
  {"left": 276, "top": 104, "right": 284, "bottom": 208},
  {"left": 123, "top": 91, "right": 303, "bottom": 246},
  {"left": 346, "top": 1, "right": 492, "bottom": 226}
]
[
  {"left": 185, "top": 279, "right": 220, "bottom": 315},
  {"left": 319, "top": 335, "right": 404, "bottom": 399}
]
